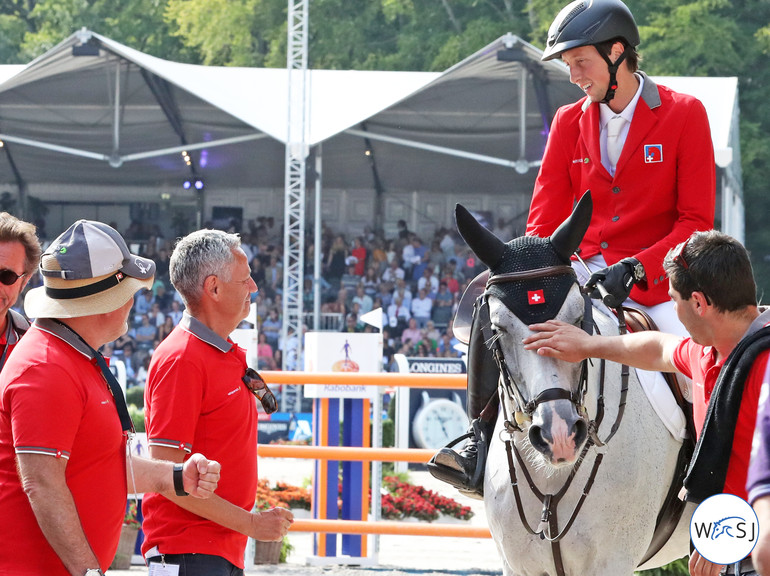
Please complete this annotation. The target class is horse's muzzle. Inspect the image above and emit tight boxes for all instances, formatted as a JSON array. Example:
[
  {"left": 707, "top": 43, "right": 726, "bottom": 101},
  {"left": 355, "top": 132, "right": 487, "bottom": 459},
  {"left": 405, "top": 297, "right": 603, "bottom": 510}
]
[{"left": 529, "top": 401, "right": 588, "bottom": 465}]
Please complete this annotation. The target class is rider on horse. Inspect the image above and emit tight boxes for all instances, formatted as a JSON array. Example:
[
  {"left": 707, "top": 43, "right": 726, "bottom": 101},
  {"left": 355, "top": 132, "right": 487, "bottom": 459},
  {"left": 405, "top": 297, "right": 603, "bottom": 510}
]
[{"left": 429, "top": 0, "right": 715, "bottom": 497}]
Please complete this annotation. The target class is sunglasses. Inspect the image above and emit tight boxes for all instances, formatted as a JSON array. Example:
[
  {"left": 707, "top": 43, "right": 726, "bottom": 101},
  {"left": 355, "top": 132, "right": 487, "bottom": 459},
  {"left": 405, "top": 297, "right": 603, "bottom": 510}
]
[
  {"left": 670, "top": 238, "right": 691, "bottom": 270},
  {"left": 242, "top": 367, "right": 267, "bottom": 390},
  {"left": 242, "top": 367, "right": 277, "bottom": 414},
  {"left": 0, "top": 269, "right": 26, "bottom": 286}
]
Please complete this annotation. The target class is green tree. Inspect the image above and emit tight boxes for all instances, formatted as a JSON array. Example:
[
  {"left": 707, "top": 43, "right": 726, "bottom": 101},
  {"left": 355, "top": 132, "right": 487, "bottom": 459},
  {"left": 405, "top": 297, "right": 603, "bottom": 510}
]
[
  {"left": 163, "top": 0, "right": 530, "bottom": 71},
  {"left": 165, "top": 0, "right": 285, "bottom": 66},
  {"left": 637, "top": 0, "right": 741, "bottom": 75},
  {"left": 7, "top": 0, "right": 195, "bottom": 63}
]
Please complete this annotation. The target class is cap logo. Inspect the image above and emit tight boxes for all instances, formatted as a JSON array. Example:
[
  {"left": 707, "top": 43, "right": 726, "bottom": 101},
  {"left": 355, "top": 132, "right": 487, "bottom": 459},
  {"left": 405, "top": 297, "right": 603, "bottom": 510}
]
[
  {"left": 58, "top": 246, "right": 67, "bottom": 254},
  {"left": 134, "top": 258, "right": 150, "bottom": 274}
]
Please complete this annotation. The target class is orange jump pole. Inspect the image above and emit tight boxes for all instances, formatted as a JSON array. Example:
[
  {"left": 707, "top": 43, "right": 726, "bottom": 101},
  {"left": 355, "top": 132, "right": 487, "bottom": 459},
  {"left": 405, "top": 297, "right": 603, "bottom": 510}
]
[
  {"left": 260, "top": 371, "right": 466, "bottom": 389},
  {"left": 290, "top": 519, "right": 491, "bottom": 538},
  {"left": 258, "top": 444, "right": 434, "bottom": 463}
]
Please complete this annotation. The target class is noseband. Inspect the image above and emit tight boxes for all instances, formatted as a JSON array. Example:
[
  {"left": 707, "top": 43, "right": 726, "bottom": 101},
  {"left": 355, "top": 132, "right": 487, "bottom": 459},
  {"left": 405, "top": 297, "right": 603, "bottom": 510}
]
[{"left": 482, "top": 263, "right": 631, "bottom": 576}]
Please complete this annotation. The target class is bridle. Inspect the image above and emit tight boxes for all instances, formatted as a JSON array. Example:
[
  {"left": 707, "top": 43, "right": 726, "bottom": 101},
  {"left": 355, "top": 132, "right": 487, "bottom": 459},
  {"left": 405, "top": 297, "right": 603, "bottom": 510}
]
[{"left": 480, "top": 263, "right": 630, "bottom": 576}]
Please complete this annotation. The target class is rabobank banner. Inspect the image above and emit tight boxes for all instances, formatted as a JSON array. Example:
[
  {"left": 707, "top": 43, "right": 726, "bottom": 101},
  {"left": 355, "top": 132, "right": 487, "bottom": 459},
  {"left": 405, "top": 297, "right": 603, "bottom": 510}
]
[{"left": 304, "top": 332, "right": 383, "bottom": 399}]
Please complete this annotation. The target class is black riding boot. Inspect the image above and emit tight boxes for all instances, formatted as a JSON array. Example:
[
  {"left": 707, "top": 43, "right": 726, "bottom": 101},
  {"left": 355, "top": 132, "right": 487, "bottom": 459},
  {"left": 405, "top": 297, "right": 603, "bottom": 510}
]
[
  {"left": 428, "top": 294, "right": 499, "bottom": 498},
  {"left": 428, "top": 416, "right": 495, "bottom": 499}
]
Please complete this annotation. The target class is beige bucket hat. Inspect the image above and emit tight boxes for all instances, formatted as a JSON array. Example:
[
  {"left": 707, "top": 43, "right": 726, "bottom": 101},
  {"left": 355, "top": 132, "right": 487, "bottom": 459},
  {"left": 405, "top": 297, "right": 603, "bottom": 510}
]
[{"left": 25, "top": 220, "right": 155, "bottom": 319}]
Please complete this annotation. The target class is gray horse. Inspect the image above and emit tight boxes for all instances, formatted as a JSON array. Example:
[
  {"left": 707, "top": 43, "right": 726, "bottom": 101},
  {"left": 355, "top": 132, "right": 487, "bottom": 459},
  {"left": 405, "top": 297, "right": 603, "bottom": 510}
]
[{"left": 455, "top": 193, "right": 691, "bottom": 575}]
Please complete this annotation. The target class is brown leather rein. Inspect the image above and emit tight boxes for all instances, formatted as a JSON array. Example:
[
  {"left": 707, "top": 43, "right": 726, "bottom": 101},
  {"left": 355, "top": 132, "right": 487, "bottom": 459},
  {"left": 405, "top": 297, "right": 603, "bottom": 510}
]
[{"left": 483, "top": 264, "right": 631, "bottom": 576}]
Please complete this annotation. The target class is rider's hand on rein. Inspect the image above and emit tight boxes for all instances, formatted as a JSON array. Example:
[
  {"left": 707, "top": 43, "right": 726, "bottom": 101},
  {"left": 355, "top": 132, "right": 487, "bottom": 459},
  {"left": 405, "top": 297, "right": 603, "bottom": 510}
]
[{"left": 584, "top": 258, "right": 643, "bottom": 308}]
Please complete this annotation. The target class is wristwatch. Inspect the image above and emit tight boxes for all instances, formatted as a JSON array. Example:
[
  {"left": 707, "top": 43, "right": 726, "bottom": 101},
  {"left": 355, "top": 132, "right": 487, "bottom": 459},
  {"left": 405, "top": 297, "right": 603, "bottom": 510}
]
[
  {"left": 84, "top": 569, "right": 103, "bottom": 576},
  {"left": 173, "top": 462, "right": 189, "bottom": 496},
  {"left": 622, "top": 257, "right": 645, "bottom": 282}
]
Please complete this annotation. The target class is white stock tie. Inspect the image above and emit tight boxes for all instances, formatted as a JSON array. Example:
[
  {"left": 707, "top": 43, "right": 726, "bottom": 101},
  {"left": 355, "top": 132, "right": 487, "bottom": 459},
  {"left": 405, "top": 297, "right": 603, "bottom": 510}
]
[{"left": 606, "top": 115, "right": 626, "bottom": 170}]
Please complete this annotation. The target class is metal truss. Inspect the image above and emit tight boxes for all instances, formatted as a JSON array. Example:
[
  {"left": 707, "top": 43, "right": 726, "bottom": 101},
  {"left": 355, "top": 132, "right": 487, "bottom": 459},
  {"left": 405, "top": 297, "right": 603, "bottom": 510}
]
[{"left": 281, "top": 0, "right": 309, "bottom": 411}]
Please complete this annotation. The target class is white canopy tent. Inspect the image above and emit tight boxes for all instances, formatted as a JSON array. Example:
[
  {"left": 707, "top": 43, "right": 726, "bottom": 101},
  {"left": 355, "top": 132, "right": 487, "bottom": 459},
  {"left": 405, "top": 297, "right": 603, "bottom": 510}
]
[{"left": 0, "top": 30, "right": 742, "bottom": 239}]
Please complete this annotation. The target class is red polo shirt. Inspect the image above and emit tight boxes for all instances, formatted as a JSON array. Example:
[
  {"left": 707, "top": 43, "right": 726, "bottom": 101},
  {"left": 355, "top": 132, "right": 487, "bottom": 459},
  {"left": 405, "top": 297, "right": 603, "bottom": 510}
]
[
  {"left": 673, "top": 338, "right": 768, "bottom": 500},
  {"left": 0, "top": 320, "right": 126, "bottom": 575},
  {"left": 142, "top": 314, "right": 258, "bottom": 568}
]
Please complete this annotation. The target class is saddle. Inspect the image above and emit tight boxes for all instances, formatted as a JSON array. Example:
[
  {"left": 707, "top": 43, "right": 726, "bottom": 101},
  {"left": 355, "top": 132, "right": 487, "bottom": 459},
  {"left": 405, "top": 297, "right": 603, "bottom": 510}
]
[{"left": 621, "top": 306, "right": 696, "bottom": 566}]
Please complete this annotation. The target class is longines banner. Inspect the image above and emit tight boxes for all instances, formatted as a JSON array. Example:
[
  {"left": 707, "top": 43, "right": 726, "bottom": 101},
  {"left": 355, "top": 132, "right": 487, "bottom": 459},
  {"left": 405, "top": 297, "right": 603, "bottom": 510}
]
[
  {"left": 394, "top": 356, "right": 468, "bottom": 448},
  {"left": 405, "top": 357, "right": 466, "bottom": 374},
  {"left": 304, "top": 332, "right": 383, "bottom": 399}
]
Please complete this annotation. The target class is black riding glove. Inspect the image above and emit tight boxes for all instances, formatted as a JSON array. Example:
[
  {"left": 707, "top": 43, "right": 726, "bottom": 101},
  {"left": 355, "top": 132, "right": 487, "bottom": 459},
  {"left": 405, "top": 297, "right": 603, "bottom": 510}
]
[{"left": 585, "top": 258, "right": 643, "bottom": 308}]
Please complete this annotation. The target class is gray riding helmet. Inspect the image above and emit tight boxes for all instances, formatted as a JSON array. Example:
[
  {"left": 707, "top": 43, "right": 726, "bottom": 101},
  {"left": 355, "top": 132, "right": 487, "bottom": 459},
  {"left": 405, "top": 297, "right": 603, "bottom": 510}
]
[{"left": 541, "top": 0, "right": 640, "bottom": 62}]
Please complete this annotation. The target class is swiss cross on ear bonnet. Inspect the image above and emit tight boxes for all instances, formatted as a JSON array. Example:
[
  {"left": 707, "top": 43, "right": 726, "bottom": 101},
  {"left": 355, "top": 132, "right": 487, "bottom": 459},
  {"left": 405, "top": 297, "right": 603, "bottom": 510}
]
[
  {"left": 454, "top": 193, "right": 592, "bottom": 325},
  {"left": 24, "top": 220, "right": 156, "bottom": 319}
]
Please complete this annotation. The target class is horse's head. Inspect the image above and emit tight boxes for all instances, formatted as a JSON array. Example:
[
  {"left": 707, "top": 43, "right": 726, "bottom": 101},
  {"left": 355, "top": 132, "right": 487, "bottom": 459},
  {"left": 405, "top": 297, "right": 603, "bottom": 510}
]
[{"left": 455, "top": 193, "right": 593, "bottom": 468}]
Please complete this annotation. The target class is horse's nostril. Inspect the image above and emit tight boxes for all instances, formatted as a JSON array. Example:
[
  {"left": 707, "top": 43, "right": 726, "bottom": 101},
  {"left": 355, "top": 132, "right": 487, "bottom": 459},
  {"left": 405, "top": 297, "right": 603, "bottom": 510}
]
[
  {"left": 573, "top": 419, "right": 588, "bottom": 447},
  {"left": 529, "top": 425, "right": 550, "bottom": 453}
]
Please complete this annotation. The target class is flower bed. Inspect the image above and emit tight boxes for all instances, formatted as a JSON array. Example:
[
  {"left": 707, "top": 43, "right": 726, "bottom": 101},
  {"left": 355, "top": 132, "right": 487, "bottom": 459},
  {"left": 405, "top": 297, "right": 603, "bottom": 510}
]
[
  {"left": 256, "top": 476, "right": 473, "bottom": 523},
  {"left": 256, "top": 479, "right": 311, "bottom": 510},
  {"left": 381, "top": 476, "right": 473, "bottom": 522}
]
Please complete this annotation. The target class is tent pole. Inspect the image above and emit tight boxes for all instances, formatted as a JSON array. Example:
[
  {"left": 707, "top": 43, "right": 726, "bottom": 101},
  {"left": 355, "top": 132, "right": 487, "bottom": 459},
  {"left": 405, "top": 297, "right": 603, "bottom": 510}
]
[
  {"left": 344, "top": 128, "right": 541, "bottom": 171},
  {"left": 112, "top": 60, "right": 121, "bottom": 159},
  {"left": 313, "top": 144, "right": 322, "bottom": 331},
  {"left": 518, "top": 66, "right": 527, "bottom": 161}
]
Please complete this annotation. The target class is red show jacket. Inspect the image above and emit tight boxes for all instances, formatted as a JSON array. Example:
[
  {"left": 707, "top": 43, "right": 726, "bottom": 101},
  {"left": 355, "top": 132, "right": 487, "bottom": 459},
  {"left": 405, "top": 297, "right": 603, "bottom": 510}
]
[{"left": 527, "top": 73, "right": 715, "bottom": 307}]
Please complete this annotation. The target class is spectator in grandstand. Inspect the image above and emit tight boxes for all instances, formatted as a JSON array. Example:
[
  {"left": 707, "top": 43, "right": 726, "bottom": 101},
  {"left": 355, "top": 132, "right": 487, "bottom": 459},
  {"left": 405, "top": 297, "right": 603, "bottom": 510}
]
[
  {"left": 261, "top": 307, "right": 282, "bottom": 349},
  {"left": 352, "top": 284, "right": 373, "bottom": 315},
  {"left": 135, "top": 313, "right": 157, "bottom": 351},
  {"left": 362, "top": 266, "right": 379, "bottom": 297},
  {"left": 411, "top": 288, "right": 433, "bottom": 329},
  {"left": 156, "top": 315, "right": 175, "bottom": 342},
  {"left": 417, "top": 266, "right": 439, "bottom": 296},
  {"left": 134, "top": 288, "right": 155, "bottom": 318},
  {"left": 400, "top": 318, "right": 422, "bottom": 349},
  {"left": 351, "top": 237, "right": 367, "bottom": 276},
  {"left": 168, "top": 300, "right": 184, "bottom": 326},
  {"left": 257, "top": 332, "right": 277, "bottom": 370},
  {"left": 325, "top": 234, "right": 348, "bottom": 286},
  {"left": 393, "top": 278, "right": 413, "bottom": 310},
  {"left": 381, "top": 258, "right": 405, "bottom": 284},
  {"left": 432, "top": 282, "right": 454, "bottom": 327}
]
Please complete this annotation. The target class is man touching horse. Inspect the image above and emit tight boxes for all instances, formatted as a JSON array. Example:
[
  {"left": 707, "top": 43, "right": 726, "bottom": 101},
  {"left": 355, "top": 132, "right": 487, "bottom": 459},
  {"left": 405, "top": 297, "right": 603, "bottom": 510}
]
[{"left": 523, "top": 230, "right": 769, "bottom": 576}]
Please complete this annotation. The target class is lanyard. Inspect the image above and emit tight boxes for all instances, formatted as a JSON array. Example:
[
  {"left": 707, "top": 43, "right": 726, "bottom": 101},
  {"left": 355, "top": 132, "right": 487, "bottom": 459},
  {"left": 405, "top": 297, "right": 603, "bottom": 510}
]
[
  {"left": 51, "top": 319, "right": 135, "bottom": 434},
  {"left": 0, "top": 319, "right": 13, "bottom": 373}
]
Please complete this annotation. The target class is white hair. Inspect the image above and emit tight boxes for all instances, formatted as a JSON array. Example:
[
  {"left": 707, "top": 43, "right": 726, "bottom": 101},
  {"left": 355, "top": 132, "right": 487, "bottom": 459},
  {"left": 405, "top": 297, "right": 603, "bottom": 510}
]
[{"left": 169, "top": 229, "right": 241, "bottom": 308}]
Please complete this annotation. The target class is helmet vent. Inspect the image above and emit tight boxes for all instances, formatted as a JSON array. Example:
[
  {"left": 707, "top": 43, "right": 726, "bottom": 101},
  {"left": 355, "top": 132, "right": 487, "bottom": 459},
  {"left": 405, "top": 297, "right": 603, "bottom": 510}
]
[{"left": 558, "top": 1, "right": 588, "bottom": 32}]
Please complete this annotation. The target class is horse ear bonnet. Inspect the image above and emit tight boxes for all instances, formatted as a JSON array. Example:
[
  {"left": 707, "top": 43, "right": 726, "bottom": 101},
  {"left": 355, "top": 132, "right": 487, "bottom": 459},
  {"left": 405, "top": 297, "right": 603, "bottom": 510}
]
[
  {"left": 486, "top": 236, "right": 575, "bottom": 325},
  {"left": 455, "top": 193, "right": 591, "bottom": 326}
]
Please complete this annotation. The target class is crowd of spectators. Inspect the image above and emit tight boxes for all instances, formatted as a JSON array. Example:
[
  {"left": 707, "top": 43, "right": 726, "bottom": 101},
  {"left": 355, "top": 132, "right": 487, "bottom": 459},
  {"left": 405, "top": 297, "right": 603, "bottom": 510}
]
[{"left": 19, "top": 214, "right": 489, "bottom": 387}]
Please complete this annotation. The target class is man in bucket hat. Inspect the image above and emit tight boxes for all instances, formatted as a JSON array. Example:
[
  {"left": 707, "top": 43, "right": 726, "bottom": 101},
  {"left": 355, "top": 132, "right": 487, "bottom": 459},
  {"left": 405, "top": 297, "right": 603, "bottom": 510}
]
[{"left": 0, "top": 220, "right": 222, "bottom": 576}]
